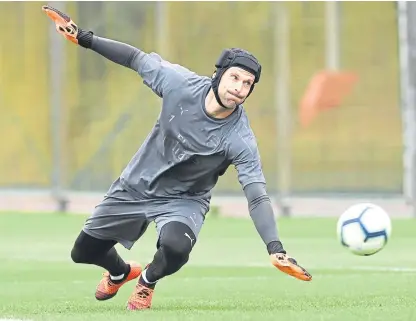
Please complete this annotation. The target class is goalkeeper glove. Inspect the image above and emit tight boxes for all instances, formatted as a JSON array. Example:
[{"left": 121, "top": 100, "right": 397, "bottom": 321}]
[
  {"left": 42, "top": 5, "right": 93, "bottom": 49},
  {"left": 267, "top": 241, "right": 312, "bottom": 281}
]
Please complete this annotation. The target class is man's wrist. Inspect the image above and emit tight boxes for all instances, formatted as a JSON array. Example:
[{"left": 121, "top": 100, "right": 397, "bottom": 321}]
[
  {"left": 267, "top": 240, "right": 286, "bottom": 255},
  {"left": 77, "top": 28, "right": 94, "bottom": 49}
]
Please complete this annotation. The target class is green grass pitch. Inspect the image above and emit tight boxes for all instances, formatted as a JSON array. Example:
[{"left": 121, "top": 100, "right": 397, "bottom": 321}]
[{"left": 1, "top": 212, "right": 416, "bottom": 321}]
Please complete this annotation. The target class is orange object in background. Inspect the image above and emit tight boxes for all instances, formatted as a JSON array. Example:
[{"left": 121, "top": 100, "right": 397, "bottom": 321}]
[{"left": 299, "top": 71, "right": 358, "bottom": 127}]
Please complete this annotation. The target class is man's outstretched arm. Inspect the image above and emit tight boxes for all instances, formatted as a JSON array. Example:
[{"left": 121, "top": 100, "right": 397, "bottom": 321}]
[
  {"left": 229, "top": 126, "right": 312, "bottom": 281},
  {"left": 243, "top": 182, "right": 283, "bottom": 253},
  {"left": 42, "top": 4, "right": 146, "bottom": 70},
  {"left": 90, "top": 37, "right": 143, "bottom": 72},
  {"left": 42, "top": 4, "right": 183, "bottom": 97},
  {"left": 244, "top": 182, "right": 312, "bottom": 281}
]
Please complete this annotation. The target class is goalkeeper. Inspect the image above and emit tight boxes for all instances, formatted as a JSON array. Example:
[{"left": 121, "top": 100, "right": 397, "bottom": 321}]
[{"left": 43, "top": 5, "right": 312, "bottom": 311}]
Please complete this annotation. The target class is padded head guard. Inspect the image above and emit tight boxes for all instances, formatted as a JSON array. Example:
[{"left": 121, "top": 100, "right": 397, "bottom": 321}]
[{"left": 211, "top": 48, "right": 262, "bottom": 108}]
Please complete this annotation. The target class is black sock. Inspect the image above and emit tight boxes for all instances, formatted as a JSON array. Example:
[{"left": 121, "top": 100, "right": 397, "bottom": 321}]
[
  {"left": 138, "top": 273, "right": 156, "bottom": 289},
  {"left": 110, "top": 263, "right": 131, "bottom": 284}
]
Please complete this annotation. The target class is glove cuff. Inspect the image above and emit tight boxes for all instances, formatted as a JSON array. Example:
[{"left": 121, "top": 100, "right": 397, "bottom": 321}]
[
  {"left": 77, "top": 28, "right": 94, "bottom": 49},
  {"left": 267, "top": 240, "right": 286, "bottom": 255}
]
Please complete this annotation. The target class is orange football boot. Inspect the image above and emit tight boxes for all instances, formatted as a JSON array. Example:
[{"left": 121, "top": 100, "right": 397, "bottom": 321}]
[
  {"left": 126, "top": 281, "right": 154, "bottom": 310},
  {"left": 95, "top": 262, "right": 142, "bottom": 301}
]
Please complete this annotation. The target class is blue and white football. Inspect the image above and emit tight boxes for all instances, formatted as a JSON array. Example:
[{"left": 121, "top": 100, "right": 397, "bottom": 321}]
[{"left": 337, "top": 203, "right": 392, "bottom": 256}]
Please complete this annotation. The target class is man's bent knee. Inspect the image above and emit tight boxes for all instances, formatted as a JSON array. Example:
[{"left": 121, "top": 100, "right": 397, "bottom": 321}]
[
  {"left": 158, "top": 221, "right": 196, "bottom": 263},
  {"left": 71, "top": 245, "right": 88, "bottom": 264},
  {"left": 144, "top": 222, "right": 196, "bottom": 282},
  {"left": 70, "top": 231, "right": 116, "bottom": 264}
]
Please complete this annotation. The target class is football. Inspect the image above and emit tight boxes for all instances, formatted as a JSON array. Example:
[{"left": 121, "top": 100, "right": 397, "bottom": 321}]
[{"left": 337, "top": 203, "right": 392, "bottom": 256}]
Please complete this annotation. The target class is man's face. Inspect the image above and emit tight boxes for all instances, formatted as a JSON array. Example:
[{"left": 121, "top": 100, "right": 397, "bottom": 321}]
[{"left": 217, "top": 67, "right": 255, "bottom": 109}]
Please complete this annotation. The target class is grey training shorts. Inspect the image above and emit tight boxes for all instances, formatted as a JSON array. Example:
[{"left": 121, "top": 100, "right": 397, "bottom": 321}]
[{"left": 82, "top": 179, "right": 207, "bottom": 250}]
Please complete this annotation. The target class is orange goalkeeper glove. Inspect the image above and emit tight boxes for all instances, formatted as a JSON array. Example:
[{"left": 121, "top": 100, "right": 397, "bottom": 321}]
[
  {"left": 42, "top": 5, "right": 93, "bottom": 48},
  {"left": 268, "top": 241, "right": 312, "bottom": 281}
]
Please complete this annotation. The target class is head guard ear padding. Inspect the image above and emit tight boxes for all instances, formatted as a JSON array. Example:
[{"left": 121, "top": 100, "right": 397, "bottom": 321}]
[{"left": 211, "top": 48, "right": 262, "bottom": 109}]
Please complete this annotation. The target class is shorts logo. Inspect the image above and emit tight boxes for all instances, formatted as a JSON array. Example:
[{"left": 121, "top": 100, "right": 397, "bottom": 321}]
[{"left": 189, "top": 213, "right": 198, "bottom": 228}]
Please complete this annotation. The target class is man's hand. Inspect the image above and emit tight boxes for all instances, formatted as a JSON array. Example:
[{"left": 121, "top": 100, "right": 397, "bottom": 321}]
[
  {"left": 42, "top": 5, "right": 79, "bottom": 44},
  {"left": 270, "top": 253, "right": 312, "bottom": 281},
  {"left": 267, "top": 241, "right": 312, "bottom": 281}
]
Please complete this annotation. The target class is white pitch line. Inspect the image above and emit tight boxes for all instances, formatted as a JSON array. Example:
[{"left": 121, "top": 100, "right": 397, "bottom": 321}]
[
  {"left": 186, "top": 262, "right": 416, "bottom": 272},
  {"left": 3, "top": 256, "right": 416, "bottom": 273},
  {"left": 346, "top": 266, "right": 416, "bottom": 273}
]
